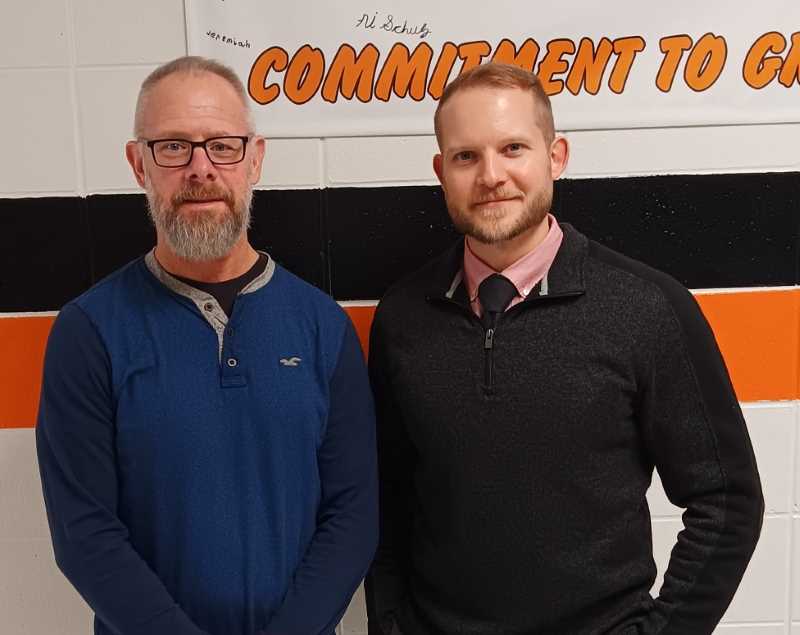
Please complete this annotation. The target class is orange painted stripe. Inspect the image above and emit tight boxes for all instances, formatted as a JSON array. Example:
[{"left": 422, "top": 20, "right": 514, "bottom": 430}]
[
  {"left": 1, "top": 290, "right": 797, "bottom": 428},
  {"left": 343, "top": 305, "right": 377, "bottom": 359},
  {"left": 0, "top": 315, "right": 56, "bottom": 429},
  {"left": 694, "top": 290, "right": 799, "bottom": 403}
]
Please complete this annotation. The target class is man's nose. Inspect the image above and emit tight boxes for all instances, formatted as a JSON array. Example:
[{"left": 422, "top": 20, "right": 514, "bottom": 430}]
[
  {"left": 185, "top": 144, "right": 217, "bottom": 179},
  {"left": 477, "top": 154, "right": 506, "bottom": 189}
]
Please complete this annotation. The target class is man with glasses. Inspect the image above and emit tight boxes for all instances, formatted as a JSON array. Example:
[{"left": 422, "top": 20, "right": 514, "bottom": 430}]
[{"left": 36, "top": 56, "right": 377, "bottom": 635}]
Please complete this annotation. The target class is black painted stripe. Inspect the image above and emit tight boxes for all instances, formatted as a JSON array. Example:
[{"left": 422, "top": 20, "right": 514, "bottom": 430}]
[{"left": 0, "top": 172, "right": 797, "bottom": 311}]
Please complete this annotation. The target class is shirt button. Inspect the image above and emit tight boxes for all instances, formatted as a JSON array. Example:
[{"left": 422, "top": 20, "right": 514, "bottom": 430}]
[
  {"left": 203, "top": 302, "right": 214, "bottom": 312},
  {"left": 226, "top": 357, "right": 238, "bottom": 368}
]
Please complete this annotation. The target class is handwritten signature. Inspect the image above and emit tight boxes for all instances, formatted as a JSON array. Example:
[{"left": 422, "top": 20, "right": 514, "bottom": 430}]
[
  {"left": 206, "top": 29, "right": 251, "bottom": 49},
  {"left": 355, "top": 12, "right": 431, "bottom": 39}
]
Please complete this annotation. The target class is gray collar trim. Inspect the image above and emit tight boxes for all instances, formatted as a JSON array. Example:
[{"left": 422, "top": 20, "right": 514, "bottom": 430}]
[
  {"left": 144, "top": 249, "right": 276, "bottom": 300},
  {"left": 539, "top": 273, "right": 549, "bottom": 296},
  {"left": 144, "top": 250, "right": 276, "bottom": 360},
  {"left": 445, "top": 270, "right": 463, "bottom": 299}
]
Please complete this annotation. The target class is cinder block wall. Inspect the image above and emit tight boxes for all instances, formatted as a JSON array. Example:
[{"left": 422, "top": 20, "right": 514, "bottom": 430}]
[{"left": 1, "top": 2, "right": 799, "bottom": 634}]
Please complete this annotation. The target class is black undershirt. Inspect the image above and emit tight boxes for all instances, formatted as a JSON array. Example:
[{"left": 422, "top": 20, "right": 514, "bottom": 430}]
[{"left": 171, "top": 253, "right": 269, "bottom": 317}]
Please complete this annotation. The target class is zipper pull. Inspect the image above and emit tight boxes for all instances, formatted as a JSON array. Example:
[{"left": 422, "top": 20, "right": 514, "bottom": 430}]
[{"left": 484, "top": 328, "right": 494, "bottom": 350}]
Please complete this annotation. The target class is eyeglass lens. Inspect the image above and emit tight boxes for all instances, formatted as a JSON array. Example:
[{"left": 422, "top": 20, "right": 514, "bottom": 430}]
[{"left": 152, "top": 137, "right": 245, "bottom": 166}]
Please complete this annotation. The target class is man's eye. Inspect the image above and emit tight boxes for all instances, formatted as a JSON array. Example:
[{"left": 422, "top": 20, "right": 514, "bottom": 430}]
[
  {"left": 162, "top": 142, "right": 187, "bottom": 152},
  {"left": 454, "top": 151, "right": 473, "bottom": 161},
  {"left": 209, "top": 142, "right": 232, "bottom": 152},
  {"left": 506, "top": 143, "right": 523, "bottom": 153}
]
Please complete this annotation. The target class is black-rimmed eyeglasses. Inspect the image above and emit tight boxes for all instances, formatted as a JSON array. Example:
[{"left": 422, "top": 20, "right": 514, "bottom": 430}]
[{"left": 143, "top": 136, "right": 250, "bottom": 167}]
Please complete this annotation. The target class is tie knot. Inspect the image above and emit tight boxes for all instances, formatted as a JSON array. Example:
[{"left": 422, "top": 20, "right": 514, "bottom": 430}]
[{"left": 478, "top": 273, "right": 517, "bottom": 316}]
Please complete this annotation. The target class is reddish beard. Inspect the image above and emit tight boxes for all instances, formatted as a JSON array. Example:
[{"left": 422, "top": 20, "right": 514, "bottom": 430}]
[{"left": 448, "top": 186, "right": 551, "bottom": 245}]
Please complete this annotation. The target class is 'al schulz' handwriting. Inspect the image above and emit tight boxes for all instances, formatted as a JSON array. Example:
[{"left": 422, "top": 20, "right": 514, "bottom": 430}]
[{"left": 355, "top": 12, "right": 431, "bottom": 39}]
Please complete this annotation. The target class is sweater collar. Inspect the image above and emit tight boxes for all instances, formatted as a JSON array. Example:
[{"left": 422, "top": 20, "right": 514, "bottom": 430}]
[
  {"left": 144, "top": 249, "right": 276, "bottom": 301},
  {"left": 427, "top": 222, "right": 587, "bottom": 304}
]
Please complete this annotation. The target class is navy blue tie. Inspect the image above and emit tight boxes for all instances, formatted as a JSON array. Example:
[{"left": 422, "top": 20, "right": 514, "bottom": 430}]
[{"left": 478, "top": 273, "right": 517, "bottom": 328}]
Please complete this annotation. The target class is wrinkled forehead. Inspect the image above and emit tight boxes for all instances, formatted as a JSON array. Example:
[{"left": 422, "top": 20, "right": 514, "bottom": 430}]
[{"left": 139, "top": 71, "right": 251, "bottom": 137}]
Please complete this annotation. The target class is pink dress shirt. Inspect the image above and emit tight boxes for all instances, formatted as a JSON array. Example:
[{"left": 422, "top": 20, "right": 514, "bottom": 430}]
[{"left": 463, "top": 214, "right": 564, "bottom": 318}]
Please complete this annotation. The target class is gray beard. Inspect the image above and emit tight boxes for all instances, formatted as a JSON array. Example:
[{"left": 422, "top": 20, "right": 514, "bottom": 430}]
[
  {"left": 448, "top": 188, "right": 551, "bottom": 245},
  {"left": 146, "top": 184, "right": 252, "bottom": 262}
]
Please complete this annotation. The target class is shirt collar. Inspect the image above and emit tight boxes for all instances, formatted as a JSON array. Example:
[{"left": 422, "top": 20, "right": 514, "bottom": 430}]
[{"left": 463, "top": 214, "right": 564, "bottom": 303}]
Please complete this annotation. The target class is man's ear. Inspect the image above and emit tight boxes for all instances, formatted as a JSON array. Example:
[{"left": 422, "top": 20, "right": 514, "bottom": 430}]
[
  {"left": 248, "top": 136, "right": 266, "bottom": 185},
  {"left": 549, "top": 135, "right": 569, "bottom": 180},
  {"left": 125, "top": 140, "right": 147, "bottom": 188},
  {"left": 433, "top": 153, "right": 444, "bottom": 186}
]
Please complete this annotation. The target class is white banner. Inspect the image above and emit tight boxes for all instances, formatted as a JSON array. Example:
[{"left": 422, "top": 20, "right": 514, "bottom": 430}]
[{"left": 186, "top": 1, "right": 800, "bottom": 137}]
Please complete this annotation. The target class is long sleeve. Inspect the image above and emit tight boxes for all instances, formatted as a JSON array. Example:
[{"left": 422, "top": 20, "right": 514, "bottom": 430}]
[
  {"left": 364, "top": 308, "right": 416, "bottom": 635},
  {"left": 36, "top": 303, "right": 207, "bottom": 635},
  {"left": 640, "top": 285, "right": 764, "bottom": 634},
  {"left": 264, "top": 320, "right": 378, "bottom": 635}
]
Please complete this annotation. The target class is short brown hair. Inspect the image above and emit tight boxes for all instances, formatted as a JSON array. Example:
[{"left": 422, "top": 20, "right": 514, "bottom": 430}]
[
  {"left": 434, "top": 63, "right": 554, "bottom": 146},
  {"left": 134, "top": 56, "right": 253, "bottom": 137}
]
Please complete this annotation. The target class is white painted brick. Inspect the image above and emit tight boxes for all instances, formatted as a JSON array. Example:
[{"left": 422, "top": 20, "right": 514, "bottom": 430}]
[
  {"left": 0, "top": 539, "right": 92, "bottom": 634},
  {"left": 563, "top": 124, "right": 800, "bottom": 179},
  {"left": 258, "top": 138, "right": 322, "bottom": 189},
  {"left": 0, "top": 0, "right": 69, "bottom": 68},
  {"left": 794, "top": 518, "right": 800, "bottom": 621},
  {"left": 325, "top": 136, "right": 439, "bottom": 187},
  {"left": 714, "top": 516, "right": 790, "bottom": 623},
  {"left": 652, "top": 516, "right": 790, "bottom": 623},
  {"left": 0, "top": 429, "right": 49, "bottom": 541},
  {"left": 646, "top": 472, "right": 680, "bottom": 519},
  {"left": 650, "top": 518, "right": 680, "bottom": 596},
  {"left": 714, "top": 625, "right": 786, "bottom": 634},
  {"left": 77, "top": 66, "right": 155, "bottom": 192},
  {"left": 0, "top": 70, "right": 76, "bottom": 194},
  {"left": 72, "top": 0, "right": 186, "bottom": 66},
  {"left": 795, "top": 406, "right": 800, "bottom": 514},
  {"left": 339, "top": 582, "right": 367, "bottom": 635},
  {"left": 742, "top": 403, "right": 796, "bottom": 514}
]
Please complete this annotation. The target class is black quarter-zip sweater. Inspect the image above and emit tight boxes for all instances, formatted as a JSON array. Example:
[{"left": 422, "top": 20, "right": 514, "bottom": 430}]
[{"left": 365, "top": 224, "right": 763, "bottom": 635}]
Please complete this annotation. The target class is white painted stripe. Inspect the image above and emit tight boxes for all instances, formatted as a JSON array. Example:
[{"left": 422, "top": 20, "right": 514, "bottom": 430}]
[
  {"left": 0, "top": 311, "right": 59, "bottom": 319},
  {"left": 742, "top": 401, "right": 799, "bottom": 410},
  {"left": 652, "top": 512, "right": 791, "bottom": 522},
  {"left": 1, "top": 191, "right": 81, "bottom": 199},
  {"left": 691, "top": 285, "right": 798, "bottom": 295},
  {"left": 323, "top": 178, "right": 439, "bottom": 189},
  {"left": 716, "top": 622, "right": 789, "bottom": 627},
  {"left": 4, "top": 184, "right": 324, "bottom": 198},
  {"left": 337, "top": 300, "right": 379, "bottom": 308}
]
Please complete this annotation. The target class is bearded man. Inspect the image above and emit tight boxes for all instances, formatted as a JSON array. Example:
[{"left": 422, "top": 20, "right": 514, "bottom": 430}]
[
  {"left": 365, "top": 63, "right": 763, "bottom": 635},
  {"left": 36, "top": 56, "right": 377, "bottom": 635}
]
